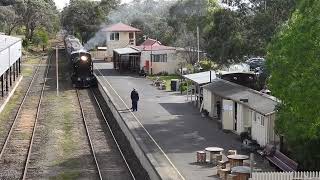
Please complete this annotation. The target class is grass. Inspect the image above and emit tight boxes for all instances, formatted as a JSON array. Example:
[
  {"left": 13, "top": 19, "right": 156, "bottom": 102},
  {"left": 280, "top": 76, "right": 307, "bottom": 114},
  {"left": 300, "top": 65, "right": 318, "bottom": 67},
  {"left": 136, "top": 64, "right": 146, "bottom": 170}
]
[
  {"left": 0, "top": 89, "right": 22, "bottom": 133},
  {"left": 147, "top": 74, "right": 181, "bottom": 91},
  {"left": 22, "top": 52, "right": 43, "bottom": 77}
]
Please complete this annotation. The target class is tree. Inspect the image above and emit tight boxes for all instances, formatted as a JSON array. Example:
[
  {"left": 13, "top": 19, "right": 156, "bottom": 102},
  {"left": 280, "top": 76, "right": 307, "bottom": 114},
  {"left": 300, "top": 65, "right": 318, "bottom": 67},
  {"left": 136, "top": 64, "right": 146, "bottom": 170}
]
[
  {"left": 62, "top": 0, "right": 118, "bottom": 43},
  {"left": 22, "top": 0, "right": 59, "bottom": 40},
  {"left": 204, "top": 8, "right": 247, "bottom": 65},
  {"left": 108, "top": 0, "right": 176, "bottom": 45},
  {"left": 32, "top": 27, "right": 49, "bottom": 51},
  {"left": 0, "top": 5, "right": 21, "bottom": 35},
  {"left": 267, "top": 0, "right": 320, "bottom": 170}
]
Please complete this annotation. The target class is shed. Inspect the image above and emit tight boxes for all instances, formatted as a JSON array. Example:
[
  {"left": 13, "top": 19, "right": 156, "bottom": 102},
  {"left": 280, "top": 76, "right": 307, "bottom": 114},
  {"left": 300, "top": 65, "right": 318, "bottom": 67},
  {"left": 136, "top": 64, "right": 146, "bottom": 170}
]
[
  {"left": 182, "top": 71, "right": 216, "bottom": 108},
  {"left": 203, "top": 79, "right": 279, "bottom": 146},
  {"left": 0, "top": 35, "right": 22, "bottom": 97},
  {"left": 113, "top": 47, "right": 141, "bottom": 72}
]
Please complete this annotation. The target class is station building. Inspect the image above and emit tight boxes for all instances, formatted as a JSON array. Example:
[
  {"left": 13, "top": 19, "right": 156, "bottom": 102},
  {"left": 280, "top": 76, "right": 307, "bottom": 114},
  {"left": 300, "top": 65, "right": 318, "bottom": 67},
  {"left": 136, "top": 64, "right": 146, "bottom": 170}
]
[
  {"left": 0, "top": 35, "right": 22, "bottom": 97},
  {"left": 101, "top": 23, "right": 141, "bottom": 61},
  {"left": 202, "top": 79, "right": 279, "bottom": 146},
  {"left": 112, "top": 38, "right": 191, "bottom": 74}
]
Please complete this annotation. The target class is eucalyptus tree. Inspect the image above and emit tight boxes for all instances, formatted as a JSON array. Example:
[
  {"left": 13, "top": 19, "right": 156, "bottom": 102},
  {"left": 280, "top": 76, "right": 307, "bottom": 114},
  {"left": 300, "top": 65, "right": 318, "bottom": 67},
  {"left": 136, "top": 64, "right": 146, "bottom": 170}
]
[
  {"left": 61, "top": 0, "right": 118, "bottom": 43},
  {"left": 267, "top": 0, "right": 320, "bottom": 170},
  {"left": 0, "top": 5, "right": 20, "bottom": 35}
]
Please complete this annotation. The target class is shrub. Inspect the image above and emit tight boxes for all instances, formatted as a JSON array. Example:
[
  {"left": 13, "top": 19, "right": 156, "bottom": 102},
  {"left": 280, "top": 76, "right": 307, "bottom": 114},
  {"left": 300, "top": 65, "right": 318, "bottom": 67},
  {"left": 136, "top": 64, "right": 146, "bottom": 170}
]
[
  {"left": 240, "top": 131, "right": 250, "bottom": 142},
  {"left": 156, "top": 71, "right": 168, "bottom": 76}
]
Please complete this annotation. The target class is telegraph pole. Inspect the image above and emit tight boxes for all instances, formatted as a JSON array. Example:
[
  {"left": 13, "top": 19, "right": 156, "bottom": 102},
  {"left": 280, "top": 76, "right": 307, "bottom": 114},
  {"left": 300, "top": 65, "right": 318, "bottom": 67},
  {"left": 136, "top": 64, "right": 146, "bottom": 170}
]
[
  {"left": 197, "top": 26, "right": 200, "bottom": 63},
  {"left": 56, "top": 46, "right": 59, "bottom": 96}
]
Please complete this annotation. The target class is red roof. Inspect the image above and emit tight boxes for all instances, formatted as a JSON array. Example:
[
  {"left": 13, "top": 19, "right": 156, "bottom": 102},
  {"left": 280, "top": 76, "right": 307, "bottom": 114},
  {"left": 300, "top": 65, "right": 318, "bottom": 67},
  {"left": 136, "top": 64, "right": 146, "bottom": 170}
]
[
  {"left": 140, "top": 38, "right": 161, "bottom": 46},
  {"left": 102, "top": 23, "right": 141, "bottom": 32}
]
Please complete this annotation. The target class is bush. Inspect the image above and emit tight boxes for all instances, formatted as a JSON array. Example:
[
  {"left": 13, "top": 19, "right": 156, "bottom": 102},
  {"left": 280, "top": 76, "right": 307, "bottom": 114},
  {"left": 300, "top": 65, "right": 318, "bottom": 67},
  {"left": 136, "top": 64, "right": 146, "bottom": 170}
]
[
  {"left": 22, "top": 39, "right": 29, "bottom": 48},
  {"left": 240, "top": 131, "right": 250, "bottom": 142},
  {"left": 156, "top": 71, "right": 168, "bottom": 76}
]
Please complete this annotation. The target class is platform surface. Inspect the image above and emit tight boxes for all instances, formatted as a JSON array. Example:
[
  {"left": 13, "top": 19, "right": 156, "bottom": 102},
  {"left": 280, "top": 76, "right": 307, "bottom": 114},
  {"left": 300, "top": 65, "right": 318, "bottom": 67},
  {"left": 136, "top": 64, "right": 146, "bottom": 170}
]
[{"left": 93, "top": 61, "right": 273, "bottom": 180}]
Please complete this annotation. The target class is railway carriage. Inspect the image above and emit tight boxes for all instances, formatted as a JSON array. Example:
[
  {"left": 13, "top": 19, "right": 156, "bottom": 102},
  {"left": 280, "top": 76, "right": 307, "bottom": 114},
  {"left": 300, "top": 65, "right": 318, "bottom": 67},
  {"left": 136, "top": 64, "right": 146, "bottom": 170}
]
[{"left": 64, "top": 35, "right": 97, "bottom": 88}]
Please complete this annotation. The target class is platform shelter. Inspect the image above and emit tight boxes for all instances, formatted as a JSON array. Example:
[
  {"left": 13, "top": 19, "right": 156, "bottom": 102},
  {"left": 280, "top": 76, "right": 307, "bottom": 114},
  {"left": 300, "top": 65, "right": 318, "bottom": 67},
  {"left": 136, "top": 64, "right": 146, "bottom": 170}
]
[{"left": 0, "top": 35, "right": 22, "bottom": 97}]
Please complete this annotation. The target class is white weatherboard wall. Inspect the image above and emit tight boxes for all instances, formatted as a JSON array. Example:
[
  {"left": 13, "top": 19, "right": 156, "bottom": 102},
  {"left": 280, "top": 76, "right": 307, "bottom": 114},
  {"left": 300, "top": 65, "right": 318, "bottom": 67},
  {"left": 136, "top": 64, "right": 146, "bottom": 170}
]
[
  {"left": 0, "top": 40, "right": 21, "bottom": 75},
  {"left": 106, "top": 31, "right": 135, "bottom": 58},
  {"left": 0, "top": 48, "right": 10, "bottom": 75},
  {"left": 251, "top": 111, "right": 274, "bottom": 146},
  {"left": 140, "top": 49, "right": 186, "bottom": 74},
  {"left": 203, "top": 90, "right": 219, "bottom": 118},
  {"left": 203, "top": 89, "right": 212, "bottom": 116},
  {"left": 9, "top": 42, "right": 21, "bottom": 66}
]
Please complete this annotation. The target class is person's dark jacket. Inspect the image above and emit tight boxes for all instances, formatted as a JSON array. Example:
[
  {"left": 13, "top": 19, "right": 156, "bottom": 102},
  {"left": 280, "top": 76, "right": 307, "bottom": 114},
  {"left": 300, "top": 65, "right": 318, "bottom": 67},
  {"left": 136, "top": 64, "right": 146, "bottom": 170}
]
[{"left": 131, "top": 90, "right": 139, "bottom": 102}]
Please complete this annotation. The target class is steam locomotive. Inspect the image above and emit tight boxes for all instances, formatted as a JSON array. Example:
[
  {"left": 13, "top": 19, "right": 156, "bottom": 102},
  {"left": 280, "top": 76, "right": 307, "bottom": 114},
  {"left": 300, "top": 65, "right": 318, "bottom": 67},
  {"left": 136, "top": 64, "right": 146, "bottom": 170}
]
[{"left": 64, "top": 35, "right": 97, "bottom": 88}]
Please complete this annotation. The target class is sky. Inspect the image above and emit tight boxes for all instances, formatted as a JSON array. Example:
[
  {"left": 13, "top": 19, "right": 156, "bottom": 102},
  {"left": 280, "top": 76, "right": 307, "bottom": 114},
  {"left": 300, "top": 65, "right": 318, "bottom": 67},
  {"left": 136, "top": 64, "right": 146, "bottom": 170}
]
[{"left": 54, "top": 0, "right": 133, "bottom": 10}]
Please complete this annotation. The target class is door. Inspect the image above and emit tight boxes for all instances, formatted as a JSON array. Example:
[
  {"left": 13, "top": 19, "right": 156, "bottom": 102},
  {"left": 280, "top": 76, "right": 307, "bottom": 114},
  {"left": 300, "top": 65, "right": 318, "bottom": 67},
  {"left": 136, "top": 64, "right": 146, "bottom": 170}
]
[{"left": 222, "top": 99, "right": 234, "bottom": 130}]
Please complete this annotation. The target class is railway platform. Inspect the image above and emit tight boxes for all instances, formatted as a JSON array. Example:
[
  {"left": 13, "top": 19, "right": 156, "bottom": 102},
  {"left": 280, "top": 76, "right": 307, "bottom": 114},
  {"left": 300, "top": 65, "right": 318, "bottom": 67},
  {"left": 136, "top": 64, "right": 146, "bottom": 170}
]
[{"left": 93, "top": 61, "right": 273, "bottom": 180}]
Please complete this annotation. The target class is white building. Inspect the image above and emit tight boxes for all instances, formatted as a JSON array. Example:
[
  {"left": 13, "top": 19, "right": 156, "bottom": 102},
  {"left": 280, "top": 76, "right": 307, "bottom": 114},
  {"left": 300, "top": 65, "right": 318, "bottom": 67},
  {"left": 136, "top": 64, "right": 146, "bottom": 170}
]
[
  {"left": 112, "top": 39, "right": 188, "bottom": 74},
  {"left": 202, "top": 79, "right": 279, "bottom": 146},
  {"left": 101, "top": 23, "right": 141, "bottom": 61},
  {"left": 0, "top": 35, "right": 22, "bottom": 97}
]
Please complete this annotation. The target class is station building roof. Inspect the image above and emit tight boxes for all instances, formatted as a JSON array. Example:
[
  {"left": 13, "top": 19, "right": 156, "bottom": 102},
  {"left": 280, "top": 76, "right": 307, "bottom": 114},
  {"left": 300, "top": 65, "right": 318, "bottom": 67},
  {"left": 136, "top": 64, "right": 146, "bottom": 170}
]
[
  {"left": 102, "top": 23, "right": 141, "bottom": 32},
  {"left": 0, "top": 35, "right": 21, "bottom": 53},
  {"left": 203, "top": 78, "right": 278, "bottom": 116}
]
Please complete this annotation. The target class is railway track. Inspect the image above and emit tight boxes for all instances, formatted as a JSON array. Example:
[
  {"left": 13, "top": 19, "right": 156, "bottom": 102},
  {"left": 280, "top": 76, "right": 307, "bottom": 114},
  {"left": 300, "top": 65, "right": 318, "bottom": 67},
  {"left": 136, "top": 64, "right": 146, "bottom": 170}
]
[
  {"left": 76, "top": 88, "right": 135, "bottom": 180},
  {"left": 0, "top": 53, "right": 51, "bottom": 179}
]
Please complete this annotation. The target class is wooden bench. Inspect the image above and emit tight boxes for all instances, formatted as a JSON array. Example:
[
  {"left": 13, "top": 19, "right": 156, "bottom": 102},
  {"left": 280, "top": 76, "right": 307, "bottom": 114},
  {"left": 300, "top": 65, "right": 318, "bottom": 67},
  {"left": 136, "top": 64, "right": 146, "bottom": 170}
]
[{"left": 266, "top": 150, "right": 298, "bottom": 171}]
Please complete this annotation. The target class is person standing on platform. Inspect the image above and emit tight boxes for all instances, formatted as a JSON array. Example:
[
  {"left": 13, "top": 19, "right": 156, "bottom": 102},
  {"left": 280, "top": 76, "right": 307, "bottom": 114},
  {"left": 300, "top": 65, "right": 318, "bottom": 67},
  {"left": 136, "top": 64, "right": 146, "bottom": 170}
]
[{"left": 130, "top": 88, "right": 139, "bottom": 111}]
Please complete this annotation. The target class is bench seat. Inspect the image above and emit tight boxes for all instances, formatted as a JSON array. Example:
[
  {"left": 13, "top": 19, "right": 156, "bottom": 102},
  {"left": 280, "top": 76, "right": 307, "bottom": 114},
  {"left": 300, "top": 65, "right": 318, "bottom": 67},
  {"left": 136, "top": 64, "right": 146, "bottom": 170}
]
[{"left": 266, "top": 150, "right": 298, "bottom": 171}]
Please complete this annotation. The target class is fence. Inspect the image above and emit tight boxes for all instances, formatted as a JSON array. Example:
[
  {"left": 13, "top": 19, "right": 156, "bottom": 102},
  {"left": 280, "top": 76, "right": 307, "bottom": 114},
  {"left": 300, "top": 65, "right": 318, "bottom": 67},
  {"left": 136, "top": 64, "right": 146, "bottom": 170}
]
[{"left": 250, "top": 171, "right": 320, "bottom": 180}]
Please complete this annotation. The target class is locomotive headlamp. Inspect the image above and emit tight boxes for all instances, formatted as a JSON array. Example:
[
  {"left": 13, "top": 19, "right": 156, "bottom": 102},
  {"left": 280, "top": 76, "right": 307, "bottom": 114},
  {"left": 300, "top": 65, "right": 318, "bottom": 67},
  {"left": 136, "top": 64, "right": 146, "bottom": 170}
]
[{"left": 80, "top": 55, "right": 88, "bottom": 61}]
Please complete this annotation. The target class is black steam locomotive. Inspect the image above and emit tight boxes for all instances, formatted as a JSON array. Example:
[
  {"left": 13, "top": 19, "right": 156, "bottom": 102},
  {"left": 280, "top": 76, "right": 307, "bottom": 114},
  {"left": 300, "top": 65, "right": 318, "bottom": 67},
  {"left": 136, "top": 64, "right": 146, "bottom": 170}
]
[{"left": 64, "top": 35, "right": 96, "bottom": 88}]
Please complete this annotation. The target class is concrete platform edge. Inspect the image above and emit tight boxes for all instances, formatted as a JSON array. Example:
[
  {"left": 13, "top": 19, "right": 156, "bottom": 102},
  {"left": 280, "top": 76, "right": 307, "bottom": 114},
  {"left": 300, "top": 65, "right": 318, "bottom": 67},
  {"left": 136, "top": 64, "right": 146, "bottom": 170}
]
[{"left": 96, "top": 75, "right": 162, "bottom": 180}]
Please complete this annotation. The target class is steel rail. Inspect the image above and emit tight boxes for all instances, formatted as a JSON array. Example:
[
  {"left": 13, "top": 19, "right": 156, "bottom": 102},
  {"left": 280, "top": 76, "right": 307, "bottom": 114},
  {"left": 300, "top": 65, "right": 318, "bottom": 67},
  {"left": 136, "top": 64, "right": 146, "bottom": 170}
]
[
  {"left": 22, "top": 52, "right": 52, "bottom": 180},
  {"left": 90, "top": 88, "right": 136, "bottom": 180},
  {"left": 76, "top": 89, "right": 103, "bottom": 180}
]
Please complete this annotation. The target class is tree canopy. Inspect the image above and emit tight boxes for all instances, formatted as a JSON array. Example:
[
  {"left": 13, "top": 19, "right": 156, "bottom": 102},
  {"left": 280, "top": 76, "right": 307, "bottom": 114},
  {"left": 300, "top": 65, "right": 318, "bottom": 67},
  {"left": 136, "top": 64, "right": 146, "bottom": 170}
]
[
  {"left": 61, "top": 0, "right": 118, "bottom": 43},
  {"left": 267, "top": 0, "right": 320, "bottom": 169},
  {"left": 0, "top": 0, "right": 59, "bottom": 42}
]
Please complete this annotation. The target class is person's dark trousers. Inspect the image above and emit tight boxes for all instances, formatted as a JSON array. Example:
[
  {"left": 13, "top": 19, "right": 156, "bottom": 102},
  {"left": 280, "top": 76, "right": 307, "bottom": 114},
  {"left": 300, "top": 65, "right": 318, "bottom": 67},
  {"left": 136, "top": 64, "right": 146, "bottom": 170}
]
[
  {"left": 132, "top": 101, "right": 138, "bottom": 111},
  {"left": 131, "top": 101, "right": 134, "bottom": 110}
]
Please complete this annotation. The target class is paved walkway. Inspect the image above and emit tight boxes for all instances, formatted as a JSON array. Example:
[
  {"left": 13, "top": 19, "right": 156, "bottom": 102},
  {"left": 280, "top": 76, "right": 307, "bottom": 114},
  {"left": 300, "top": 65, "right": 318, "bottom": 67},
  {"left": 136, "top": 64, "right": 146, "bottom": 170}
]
[{"left": 93, "top": 61, "right": 273, "bottom": 180}]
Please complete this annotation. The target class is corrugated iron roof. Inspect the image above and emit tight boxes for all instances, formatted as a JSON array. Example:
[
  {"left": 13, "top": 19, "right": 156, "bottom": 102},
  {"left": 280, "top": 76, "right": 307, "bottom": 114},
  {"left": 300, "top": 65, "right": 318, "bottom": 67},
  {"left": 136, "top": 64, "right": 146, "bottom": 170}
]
[
  {"left": 0, "top": 35, "right": 21, "bottom": 52},
  {"left": 183, "top": 71, "right": 216, "bottom": 85},
  {"left": 102, "top": 23, "right": 141, "bottom": 32},
  {"left": 203, "top": 79, "right": 278, "bottom": 115},
  {"left": 114, "top": 47, "right": 140, "bottom": 55}
]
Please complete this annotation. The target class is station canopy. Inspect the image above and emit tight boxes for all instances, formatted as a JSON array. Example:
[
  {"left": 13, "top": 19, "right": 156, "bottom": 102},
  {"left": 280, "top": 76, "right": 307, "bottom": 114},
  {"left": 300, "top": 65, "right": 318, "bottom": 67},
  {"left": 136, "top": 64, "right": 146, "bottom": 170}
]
[
  {"left": 114, "top": 47, "right": 140, "bottom": 55},
  {"left": 0, "top": 35, "right": 20, "bottom": 53},
  {"left": 183, "top": 71, "right": 216, "bottom": 85}
]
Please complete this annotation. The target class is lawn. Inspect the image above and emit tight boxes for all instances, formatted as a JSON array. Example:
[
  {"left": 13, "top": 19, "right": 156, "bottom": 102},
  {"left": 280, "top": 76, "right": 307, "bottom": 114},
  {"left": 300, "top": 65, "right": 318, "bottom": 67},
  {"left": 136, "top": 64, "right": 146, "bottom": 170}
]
[{"left": 147, "top": 74, "right": 190, "bottom": 92}]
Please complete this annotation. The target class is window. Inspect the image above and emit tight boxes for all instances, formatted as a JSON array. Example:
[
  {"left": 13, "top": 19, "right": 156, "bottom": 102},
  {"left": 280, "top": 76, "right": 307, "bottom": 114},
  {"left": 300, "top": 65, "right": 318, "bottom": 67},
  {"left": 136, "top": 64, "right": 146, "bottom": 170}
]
[
  {"left": 110, "top": 32, "right": 119, "bottom": 41},
  {"left": 151, "top": 54, "right": 167, "bottom": 62},
  {"left": 129, "top": 32, "right": 134, "bottom": 39}
]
